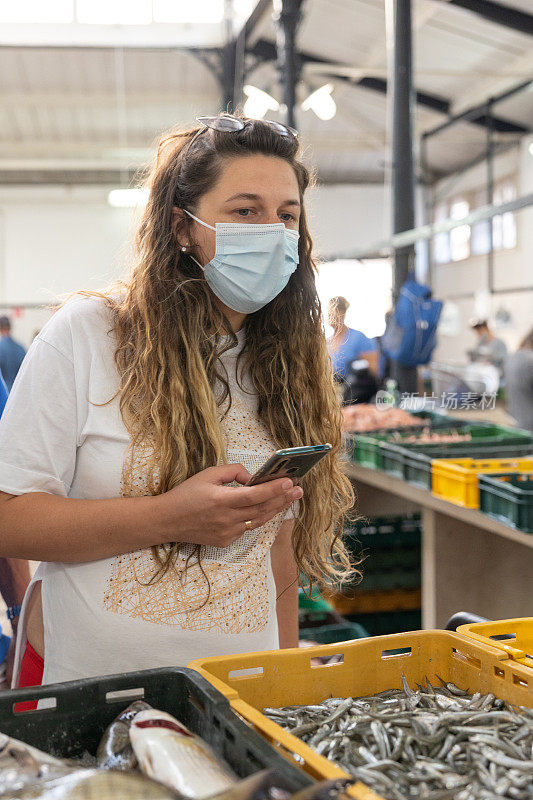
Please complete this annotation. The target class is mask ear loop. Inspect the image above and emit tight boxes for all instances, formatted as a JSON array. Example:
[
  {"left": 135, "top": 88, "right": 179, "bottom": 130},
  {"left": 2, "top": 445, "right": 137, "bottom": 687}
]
[
  {"left": 181, "top": 209, "right": 216, "bottom": 271},
  {"left": 184, "top": 209, "right": 216, "bottom": 231}
]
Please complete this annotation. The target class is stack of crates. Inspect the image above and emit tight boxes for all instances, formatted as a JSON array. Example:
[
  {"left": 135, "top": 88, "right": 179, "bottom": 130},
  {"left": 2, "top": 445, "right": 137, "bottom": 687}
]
[
  {"left": 298, "top": 586, "right": 369, "bottom": 644},
  {"left": 327, "top": 513, "right": 422, "bottom": 635}
]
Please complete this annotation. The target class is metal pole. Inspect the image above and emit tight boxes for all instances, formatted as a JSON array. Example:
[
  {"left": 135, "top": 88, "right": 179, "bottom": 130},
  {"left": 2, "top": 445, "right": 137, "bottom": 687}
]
[
  {"left": 275, "top": 0, "right": 302, "bottom": 130},
  {"left": 221, "top": 0, "right": 237, "bottom": 112},
  {"left": 391, "top": 0, "right": 418, "bottom": 394},
  {"left": 486, "top": 101, "right": 495, "bottom": 294},
  {"left": 419, "top": 133, "right": 431, "bottom": 287}
]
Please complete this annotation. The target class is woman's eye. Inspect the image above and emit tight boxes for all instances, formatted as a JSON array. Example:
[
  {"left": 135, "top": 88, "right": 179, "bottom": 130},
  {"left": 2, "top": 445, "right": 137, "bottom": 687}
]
[
  {"left": 280, "top": 213, "right": 295, "bottom": 222},
  {"left": 236, "top": 208, "right": 252, "bottom": 216}
]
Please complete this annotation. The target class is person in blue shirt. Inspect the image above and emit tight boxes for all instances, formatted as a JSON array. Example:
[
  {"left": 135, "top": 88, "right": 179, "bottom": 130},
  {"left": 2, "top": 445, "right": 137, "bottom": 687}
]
[
  {"left": 0, "top": 317, "right": 26, "bottom": 392},
  {"left": 326, "top": 296, "right": 378, "bottom": 380},
  {"left": 0, "top": 371, "right": 7, "bottom": 418}
]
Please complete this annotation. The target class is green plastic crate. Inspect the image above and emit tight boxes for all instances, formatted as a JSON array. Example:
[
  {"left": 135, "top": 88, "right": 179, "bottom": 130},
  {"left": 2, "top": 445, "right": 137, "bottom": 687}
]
[
  {"left": 343, "top": 515, "right": 421, "bottom": 591},
  {"left": 479, "top": 472, "right": 533, "bottom": 533},
  {"left": 379, "top": 424, "right": 533, "bottom": 488},
  {"left": 345, "top": 514, "right": 421, "bottom": 549},
  {"left": 299, "top": 620, "right": 369, "bottom": 644},
  {"left": 356, "top": 567, "right": 421, "bottom": 591},
  {"left": 351, "top": 416, "right": 469, "bottom": 469},
  {"left": 0, "top": 667, "right": 311, "bottom": 791}
]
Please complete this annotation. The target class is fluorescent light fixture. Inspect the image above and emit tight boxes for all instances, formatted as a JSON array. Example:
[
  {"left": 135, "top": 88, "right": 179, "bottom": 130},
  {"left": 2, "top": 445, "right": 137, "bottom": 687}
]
[
  {"left": 243, "top": 85, "right": 279, "bottom": 120},
  {"left": 107, "top": 188, "right": 149, "bottom": 208},
  {"left": 301, "top": 84, "right": 337, "bottom": 121},
  {"left": 0, "top": 0, "right": 73, "bottom": 23},
  {"left": 77, "top": 0, "right": 152, "bottom": 24},
  {"left": 153, "top": 0, "right": 223, "bottom": 23}
]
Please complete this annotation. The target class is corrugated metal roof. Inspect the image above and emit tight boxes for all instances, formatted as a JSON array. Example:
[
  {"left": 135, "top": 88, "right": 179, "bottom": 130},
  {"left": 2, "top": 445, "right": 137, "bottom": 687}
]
[{"left": 0, "top": 0, "right": 530, "bottom": 185}]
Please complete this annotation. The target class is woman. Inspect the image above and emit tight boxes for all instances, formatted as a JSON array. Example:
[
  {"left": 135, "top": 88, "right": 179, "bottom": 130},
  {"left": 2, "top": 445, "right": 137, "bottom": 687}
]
[
  {"left": 0, "top": 114, "right": 355, "bottom": 690},
  {"left": 504, "top": 327, "right": 533, "bottom": 432},
  {"left": 327, "top": 297, "right": 379, "bottom": 380}
]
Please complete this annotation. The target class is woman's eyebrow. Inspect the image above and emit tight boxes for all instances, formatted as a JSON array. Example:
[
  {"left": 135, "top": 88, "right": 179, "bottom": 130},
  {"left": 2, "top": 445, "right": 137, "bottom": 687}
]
[{"left": 224, "top": 192, "right": 300, "bottom": 207}]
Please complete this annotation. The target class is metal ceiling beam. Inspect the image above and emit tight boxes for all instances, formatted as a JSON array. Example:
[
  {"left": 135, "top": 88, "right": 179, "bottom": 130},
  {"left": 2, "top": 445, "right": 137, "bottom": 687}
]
[
  {"left": 236, "top": 0, "right": 272, "bottom": 47},
  {"left": 423, "top": 78, "right": 532, "bottom": 139},
  {"left": 246, "top": 38, "right": 528, "bottom": 133},
  {"left": 0, "top": 167, "right": 383, "bottom": 186},
  {"left": 435, "top": 0, "right": 533, "bottom": 36},
  {"left": 275, "top": 0, "right": 304, "bottom": 130}
]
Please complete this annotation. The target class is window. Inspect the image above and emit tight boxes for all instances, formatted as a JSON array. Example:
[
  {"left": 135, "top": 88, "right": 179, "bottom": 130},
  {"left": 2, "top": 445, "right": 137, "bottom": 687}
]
[
  {"left": 471, "top": 189, "right": 491, "bottom": 256},
  {"left": 433, "top": 202, "right": 451, "bottom": 265},
  {"left": 449, "top": 199, "right": 470, "bottom": 262},
  {"left": 77, "top": 0, "right": 152, "bottom": 25},
  {"left": 434, "top": 178, "right": 517, "bottom": 265},
  {"left": 0, "top": 0, "right": 74, "bottom": 23},
  {"left": 494, "top": 181, "right": 517, "bottom": 251},
  {"left": 0, "top": 0, "right": 255, "bottom": 24}
]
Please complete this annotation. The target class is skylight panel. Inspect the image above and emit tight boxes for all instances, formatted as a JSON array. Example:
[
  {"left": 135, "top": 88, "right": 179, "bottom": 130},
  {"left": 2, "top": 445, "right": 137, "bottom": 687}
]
[
  {"left": 153, "top": 0, "right": 224, "bottom": 24},
  {"left": 0, "top": 0, "right": 74, "bottom": 23},
  {"left": 76, "top": 0, "right": 152, "bottom": 25}
]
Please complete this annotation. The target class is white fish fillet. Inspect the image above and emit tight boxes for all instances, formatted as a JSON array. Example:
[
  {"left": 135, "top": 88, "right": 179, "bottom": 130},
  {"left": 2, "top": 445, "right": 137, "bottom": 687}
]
[{"left": 130, "top": 709, "right": 237, "bottom": 799}]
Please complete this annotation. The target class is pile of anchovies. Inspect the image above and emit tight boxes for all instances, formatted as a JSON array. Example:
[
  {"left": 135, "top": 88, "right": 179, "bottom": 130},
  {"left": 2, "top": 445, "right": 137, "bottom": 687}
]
[{"left": 263, "top": 676, "right": 533, "bottom": 800}]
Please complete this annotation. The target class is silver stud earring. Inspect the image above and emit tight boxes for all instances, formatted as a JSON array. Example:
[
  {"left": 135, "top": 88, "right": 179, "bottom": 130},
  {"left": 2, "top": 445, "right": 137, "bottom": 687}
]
[{"left": 181, "top": 245, "right": 188, "bottom": 252}]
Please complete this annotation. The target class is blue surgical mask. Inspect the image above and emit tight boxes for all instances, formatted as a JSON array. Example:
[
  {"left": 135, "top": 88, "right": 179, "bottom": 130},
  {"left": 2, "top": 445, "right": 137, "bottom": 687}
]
[{"left": 184, "top": 210, "right": 299, "bottom": 314}]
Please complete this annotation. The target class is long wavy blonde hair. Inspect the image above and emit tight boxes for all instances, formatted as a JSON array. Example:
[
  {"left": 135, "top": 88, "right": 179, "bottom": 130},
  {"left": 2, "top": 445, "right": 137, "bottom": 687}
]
[{"left": 81, "top": 115, "right": 358, "bottom": 590}]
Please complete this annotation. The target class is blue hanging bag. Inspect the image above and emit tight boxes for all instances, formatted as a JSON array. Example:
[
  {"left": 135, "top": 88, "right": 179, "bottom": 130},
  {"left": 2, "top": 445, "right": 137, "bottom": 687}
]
[{"left": 382, "top": 275, "right": 442, "bottom": 367}]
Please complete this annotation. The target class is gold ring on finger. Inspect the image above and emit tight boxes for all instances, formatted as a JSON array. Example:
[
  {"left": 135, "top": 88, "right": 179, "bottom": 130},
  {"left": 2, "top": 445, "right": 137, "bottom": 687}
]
[{"left": 244, "top": 520, "right": 253, "bottom": 531}]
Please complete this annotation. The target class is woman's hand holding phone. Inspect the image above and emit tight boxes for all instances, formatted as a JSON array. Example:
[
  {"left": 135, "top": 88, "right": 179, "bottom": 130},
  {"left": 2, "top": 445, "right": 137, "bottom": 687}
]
[{"left": 157, "top": 463, "right": 303, "bottom": 549}]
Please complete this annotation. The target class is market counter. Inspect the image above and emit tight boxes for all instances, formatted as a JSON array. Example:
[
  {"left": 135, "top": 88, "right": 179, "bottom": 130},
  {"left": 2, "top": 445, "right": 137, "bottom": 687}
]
[{"left": 344, "top": 462, "right": 533, "bottom": 629}]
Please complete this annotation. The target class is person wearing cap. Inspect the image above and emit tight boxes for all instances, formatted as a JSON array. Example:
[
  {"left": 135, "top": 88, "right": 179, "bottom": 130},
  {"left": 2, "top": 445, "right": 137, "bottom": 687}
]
[
  {"left": 0, "top": 317, "right": 26, "bottom": 393},
  {"left": 468, "top": 319, "right": 507, "bottom": 377}
]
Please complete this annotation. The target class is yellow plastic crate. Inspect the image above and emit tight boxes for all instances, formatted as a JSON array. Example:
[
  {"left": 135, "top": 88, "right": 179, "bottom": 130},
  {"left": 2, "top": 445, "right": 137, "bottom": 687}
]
[
  {"left": 189, "top": 631, "right": 532, "bottom": 800},
  {"left": 431, "top": 456, "right": 533, "bottom": 508},
  {"left": 458, "top": 617, "right": 533, "bottom": 670}
]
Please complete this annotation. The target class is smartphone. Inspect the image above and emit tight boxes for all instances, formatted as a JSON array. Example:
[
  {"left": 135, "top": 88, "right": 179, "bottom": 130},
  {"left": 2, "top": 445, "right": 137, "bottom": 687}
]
[{"left": 246, "top": 444, "right": 332, "bottom": 487}]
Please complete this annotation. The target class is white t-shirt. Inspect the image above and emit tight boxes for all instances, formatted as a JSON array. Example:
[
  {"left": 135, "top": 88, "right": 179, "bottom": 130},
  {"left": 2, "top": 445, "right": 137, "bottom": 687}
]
[{"left": 0, "top": 296, "right": 295, "bottom": 685}]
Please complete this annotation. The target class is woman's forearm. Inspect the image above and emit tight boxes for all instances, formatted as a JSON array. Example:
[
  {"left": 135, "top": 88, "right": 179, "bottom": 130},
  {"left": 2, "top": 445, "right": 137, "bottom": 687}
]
[
  {"left": 0, "top": 492, "right": 169, "bottom": 563},
  {"left": 271, "top": 519, "right": 299, "bottom": 649}
]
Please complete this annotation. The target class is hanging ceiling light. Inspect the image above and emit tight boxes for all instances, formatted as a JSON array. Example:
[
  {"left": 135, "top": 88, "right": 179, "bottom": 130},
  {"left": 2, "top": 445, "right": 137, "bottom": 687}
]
[
  {"left": 107, "top": 188, "right": 149, "bottom": 208},
  {"left": 301, "top": 84, "right": 337, "bottom": 121},
  {"left": 243, "top": 85, "right": 280, "bottom": 119}
]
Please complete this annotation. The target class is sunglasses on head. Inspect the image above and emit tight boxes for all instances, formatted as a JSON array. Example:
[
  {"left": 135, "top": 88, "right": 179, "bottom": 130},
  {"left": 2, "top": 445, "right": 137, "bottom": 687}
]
[{"left": 196, "top": 114, "right": 298, "bottom": 139}]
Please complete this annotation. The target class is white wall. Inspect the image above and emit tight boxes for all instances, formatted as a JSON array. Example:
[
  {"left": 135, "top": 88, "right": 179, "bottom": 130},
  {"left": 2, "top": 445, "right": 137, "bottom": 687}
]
[
  {"left": 306, "top": 184, "right": 389, "bottom": 258},
  {"left": 0, "top": 186, "right": 137, "bottom": 346},
  {"left": 0, "top": 182, "right": 389, "bottom": 347},
  {"left": 432, "top": 137, "right": 533, "bottom": 363},
  {"left": 0, "top": 162, "right": 530, "bottom": 356}
]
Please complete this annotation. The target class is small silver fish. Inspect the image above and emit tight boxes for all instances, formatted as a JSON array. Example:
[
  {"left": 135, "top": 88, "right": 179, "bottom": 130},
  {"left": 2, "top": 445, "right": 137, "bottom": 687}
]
[{"left": 264, "top": 674, "right": 533, "bottom": 800}]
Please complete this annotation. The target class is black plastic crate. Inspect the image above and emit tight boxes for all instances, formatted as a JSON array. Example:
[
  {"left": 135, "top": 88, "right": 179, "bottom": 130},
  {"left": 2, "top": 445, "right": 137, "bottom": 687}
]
[
  {"left": 299, "top": 620, "right": 369, "bottom": 644},
  {"left": 346, "top": 609, "right": 422, "bottom": 636},
  {"left": 479, "top": 472, "right": 533, "bottom": 533},
  {"left": 343, "top": 515, "right": 421, "bottom": 591},
  {"left": 344, "top": 514, "right": 421, "bottom": 550},
  {"left": 382, "top": 441, "right": 533, "bottom": 489},
  {"left": 0, "top": 667, "right": 312, "bottom": 791}
]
